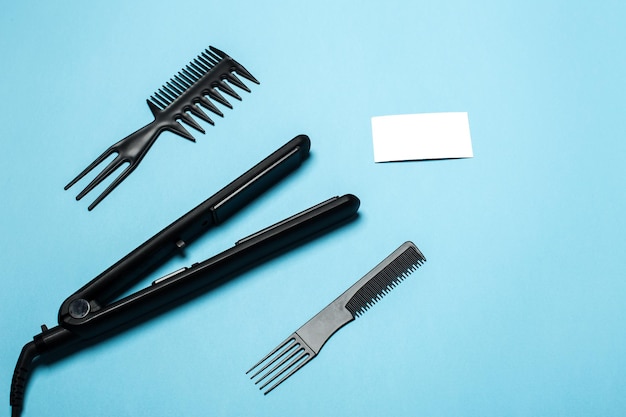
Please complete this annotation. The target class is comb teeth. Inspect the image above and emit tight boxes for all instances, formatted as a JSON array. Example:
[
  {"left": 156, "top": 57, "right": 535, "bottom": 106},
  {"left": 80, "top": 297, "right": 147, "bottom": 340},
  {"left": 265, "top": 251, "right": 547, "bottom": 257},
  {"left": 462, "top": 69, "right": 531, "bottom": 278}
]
[
  {"left": 345, "top": 245, "right": 426, "bottom": 317},
  {"left": 147, "top": 46, "right": 256, "bottom": 112}
]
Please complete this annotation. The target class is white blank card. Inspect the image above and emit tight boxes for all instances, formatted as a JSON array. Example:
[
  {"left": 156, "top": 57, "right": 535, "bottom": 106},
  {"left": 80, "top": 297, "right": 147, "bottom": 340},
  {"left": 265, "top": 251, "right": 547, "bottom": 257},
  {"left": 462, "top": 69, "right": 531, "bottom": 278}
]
[{"left": 371, "top": 112, "right": 473, "bottom": 162}]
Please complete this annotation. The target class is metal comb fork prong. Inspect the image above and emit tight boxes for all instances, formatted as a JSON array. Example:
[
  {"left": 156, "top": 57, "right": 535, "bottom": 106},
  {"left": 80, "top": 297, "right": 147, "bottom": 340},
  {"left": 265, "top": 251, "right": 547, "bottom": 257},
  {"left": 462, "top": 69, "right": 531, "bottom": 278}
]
[
  {"left": 247, "top": 333, "right": 316, "bottom": 395},
  {"left": 257, "top": 349, "right": 314, "bottom": 394},
  {"left": 247, "top": 336, "right": 298, "bottom": 380}
]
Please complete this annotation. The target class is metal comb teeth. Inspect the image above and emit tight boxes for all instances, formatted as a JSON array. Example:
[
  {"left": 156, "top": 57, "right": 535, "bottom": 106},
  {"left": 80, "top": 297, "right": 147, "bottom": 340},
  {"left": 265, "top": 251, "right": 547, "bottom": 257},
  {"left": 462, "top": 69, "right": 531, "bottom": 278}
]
[
  {"left": 247, "top": 241, "right": 426, "bottom": 394},
  {"left": 345, "top": 244, "right": 425, "bottom": 317},
  {"left": 65, "top": 45, "right": 259, "bottom": 210}
]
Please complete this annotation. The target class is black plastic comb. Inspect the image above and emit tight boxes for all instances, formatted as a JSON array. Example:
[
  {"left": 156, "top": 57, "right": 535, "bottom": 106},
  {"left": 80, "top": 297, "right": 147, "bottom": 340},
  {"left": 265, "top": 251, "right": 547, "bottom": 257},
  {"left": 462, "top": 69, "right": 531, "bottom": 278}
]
[
  {"left": 247, "top": 241, "right": 426, "bottom": 394},
  {"left": 65, "top": 46, "right": 259, "bottom": 210}
]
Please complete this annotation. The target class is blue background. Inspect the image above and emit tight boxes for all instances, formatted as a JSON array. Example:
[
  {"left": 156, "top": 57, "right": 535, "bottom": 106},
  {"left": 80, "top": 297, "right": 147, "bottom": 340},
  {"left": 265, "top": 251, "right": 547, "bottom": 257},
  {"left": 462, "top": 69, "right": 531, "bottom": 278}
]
[{"left": 2, "top": 1, "right": 625, "bottom": 416}]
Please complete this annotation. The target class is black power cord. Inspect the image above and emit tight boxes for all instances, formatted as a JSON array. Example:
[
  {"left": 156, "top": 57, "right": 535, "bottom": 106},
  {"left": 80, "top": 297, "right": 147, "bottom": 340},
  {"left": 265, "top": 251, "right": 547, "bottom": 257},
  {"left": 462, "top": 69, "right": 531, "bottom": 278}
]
[{"left": 10, "top": 341, "right": 38, "bottom": 417}]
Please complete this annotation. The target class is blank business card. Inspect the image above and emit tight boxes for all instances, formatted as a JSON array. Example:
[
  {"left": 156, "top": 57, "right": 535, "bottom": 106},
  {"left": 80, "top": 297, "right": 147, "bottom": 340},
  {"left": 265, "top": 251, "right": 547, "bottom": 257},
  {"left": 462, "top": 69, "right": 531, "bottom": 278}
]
[{"left": 371, "top": 112, "right": 473, "bottom": 162}]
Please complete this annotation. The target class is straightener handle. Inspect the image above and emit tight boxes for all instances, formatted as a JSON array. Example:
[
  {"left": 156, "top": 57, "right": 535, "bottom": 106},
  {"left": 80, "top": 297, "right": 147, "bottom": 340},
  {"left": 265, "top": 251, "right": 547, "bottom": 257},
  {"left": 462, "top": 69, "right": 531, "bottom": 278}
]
[
  {"left": 60, "top": 194, "right": 360, "bottom": 337},
  {"left": 59, "top": 135, "right": 311, "bottom": 314}
]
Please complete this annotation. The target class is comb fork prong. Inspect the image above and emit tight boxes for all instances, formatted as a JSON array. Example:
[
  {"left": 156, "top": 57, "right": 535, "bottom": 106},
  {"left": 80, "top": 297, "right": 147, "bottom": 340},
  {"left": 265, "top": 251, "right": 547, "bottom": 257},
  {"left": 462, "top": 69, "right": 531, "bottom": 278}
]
[
  {"left": 258, "top": 350, "right": 313, "bottom": 394},
  {"left": 247, "top": 333, "right": 316, "bottom": 395},
  {"left": 246, "top": 336, "right": 295, "bottom": 379},
  {"left": 64, "top": 147, "right": 117, "bottom": 191},
  {"left": 83, "top": 163, "right": 137, "bottom": 211},
  {"left": 75, "top": 154, "right": 128, "bottom": 201}
]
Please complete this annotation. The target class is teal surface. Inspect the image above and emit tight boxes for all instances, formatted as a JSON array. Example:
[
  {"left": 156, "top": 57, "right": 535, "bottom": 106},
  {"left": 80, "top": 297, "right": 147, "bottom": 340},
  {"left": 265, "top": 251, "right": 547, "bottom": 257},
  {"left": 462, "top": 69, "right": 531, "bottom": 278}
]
[{"left": 2, "top": 1, "right": 625, "bottom": 416}]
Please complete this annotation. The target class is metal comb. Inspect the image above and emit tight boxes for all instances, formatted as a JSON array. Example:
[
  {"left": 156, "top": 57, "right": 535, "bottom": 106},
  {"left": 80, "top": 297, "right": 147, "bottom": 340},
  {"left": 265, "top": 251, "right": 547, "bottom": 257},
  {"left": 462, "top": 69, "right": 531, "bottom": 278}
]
[
  {"left": 65, "top": 45, "right": 259, "bottom": 210},
  {"left": 247, "top": 241, "right": 426, "bottom": 394}
]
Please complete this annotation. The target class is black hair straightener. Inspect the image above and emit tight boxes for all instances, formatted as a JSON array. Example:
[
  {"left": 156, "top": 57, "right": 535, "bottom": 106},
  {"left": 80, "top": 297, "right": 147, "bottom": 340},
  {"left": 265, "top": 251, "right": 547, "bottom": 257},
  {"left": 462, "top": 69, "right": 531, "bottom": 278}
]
[{"left": 10, "top": 135, "right": 360, "bottom": 417}]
